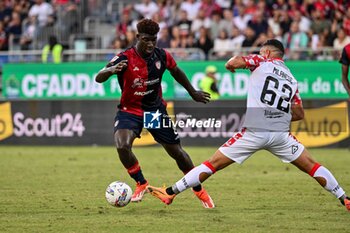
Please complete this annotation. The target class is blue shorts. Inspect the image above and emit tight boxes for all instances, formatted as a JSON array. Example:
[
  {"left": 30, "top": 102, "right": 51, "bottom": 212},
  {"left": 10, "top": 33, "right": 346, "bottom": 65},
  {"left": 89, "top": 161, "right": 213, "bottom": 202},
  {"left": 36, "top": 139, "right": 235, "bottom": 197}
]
[{"left": 114, "top": 110, "right": 180, "bottom": 145}]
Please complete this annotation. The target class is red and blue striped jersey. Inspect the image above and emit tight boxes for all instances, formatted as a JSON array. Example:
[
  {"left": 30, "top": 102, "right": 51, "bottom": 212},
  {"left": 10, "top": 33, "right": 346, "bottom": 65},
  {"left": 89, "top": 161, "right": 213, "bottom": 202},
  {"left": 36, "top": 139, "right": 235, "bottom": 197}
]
[{"left": 106, "top": 47, "right": 177, "bottom": 116}]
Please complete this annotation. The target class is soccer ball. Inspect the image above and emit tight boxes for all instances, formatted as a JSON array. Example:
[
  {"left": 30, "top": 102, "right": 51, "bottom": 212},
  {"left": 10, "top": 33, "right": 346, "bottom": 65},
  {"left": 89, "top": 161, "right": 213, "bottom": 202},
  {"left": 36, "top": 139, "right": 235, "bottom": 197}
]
[{"left": 105, "top": 181, "right": 132, "bottom": 207}]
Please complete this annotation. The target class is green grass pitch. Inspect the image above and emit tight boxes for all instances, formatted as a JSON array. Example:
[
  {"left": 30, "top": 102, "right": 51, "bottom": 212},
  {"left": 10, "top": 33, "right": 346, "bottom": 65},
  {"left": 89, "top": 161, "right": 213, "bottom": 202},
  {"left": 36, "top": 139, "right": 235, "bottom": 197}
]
[{"left": 0, "top": 146, "right": 349, "bottom": 233}]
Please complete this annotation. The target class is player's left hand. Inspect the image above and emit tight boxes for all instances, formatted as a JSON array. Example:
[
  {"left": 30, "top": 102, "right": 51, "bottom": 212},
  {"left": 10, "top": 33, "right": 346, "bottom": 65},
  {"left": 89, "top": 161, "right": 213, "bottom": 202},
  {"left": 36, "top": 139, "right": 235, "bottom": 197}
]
[{"left": 191, "top": 91, "right": 211, "bottom": 103}]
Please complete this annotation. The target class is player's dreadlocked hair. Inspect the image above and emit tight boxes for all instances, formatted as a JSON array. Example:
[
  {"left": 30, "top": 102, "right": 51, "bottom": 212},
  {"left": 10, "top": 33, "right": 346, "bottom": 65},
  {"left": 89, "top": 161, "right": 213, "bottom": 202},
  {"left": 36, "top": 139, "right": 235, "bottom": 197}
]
[
  {"left": 263, "top": 39, "right": 285, "bottom": 57},
  {"left": 137, "top": 18, "right": 160, "bottom": 35}
]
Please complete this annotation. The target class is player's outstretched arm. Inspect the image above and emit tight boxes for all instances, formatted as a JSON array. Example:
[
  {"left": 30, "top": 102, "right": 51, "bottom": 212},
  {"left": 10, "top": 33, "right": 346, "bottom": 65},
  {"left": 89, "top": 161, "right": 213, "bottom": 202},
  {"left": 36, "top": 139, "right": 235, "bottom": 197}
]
[
  {"left": 225, "top": 55, "right": 247, "bottom": 73},
  {"left": 95, "top": 60, "right": 128, "bottom": 83},
  {"left": 169, "top": 66, "right": 210, "bottom": 103}
]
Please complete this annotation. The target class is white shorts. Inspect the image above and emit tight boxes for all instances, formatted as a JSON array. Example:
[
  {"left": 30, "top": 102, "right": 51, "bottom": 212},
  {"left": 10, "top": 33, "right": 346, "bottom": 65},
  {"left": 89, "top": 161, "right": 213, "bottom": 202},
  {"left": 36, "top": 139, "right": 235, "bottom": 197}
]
[{"left": 218, "top": 128, "right": 304, "bottom": 164}]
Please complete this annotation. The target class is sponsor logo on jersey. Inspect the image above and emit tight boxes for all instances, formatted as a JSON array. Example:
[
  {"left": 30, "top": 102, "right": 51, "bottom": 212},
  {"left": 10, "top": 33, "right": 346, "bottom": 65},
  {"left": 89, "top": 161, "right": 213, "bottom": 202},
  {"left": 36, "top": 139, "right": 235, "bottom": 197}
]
[
  {"left": 132, "top": 78, "right": 160, "bottom": 89},
  {"left": 264, "top": 110, "right": 284, "bottom": 118},
  {"left": 131, "top": 78, "right": 145, "bottom": 88},
  {"left": 134, "top": 90, "right": 154, "bottom": 96}
]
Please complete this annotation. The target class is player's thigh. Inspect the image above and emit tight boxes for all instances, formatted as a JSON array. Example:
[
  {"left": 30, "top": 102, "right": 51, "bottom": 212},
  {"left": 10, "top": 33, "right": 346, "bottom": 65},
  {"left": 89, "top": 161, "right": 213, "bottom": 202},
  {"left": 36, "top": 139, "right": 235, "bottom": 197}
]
[
  {"left": 114, "top": 129, "right": 138, "bottom": 148},
  {"left": 268, "top": 132, "right": 305, "bottom": 163},
  {"left": 291, "top": 148, "right": 317, "bottom": 173},
  {"left": 113, "top": 111, "right": 143, "bottom": 147},
  {"left": 218, "top": 128, "right": 265, "bottom": 164}
]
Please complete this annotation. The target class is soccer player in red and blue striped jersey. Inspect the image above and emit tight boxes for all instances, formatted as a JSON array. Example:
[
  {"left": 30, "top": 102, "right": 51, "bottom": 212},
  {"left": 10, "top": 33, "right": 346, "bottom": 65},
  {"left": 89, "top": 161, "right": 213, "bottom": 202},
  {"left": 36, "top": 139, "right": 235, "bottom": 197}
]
[{"left": 95, "top": 19, "right": 214, "bottom": 208}]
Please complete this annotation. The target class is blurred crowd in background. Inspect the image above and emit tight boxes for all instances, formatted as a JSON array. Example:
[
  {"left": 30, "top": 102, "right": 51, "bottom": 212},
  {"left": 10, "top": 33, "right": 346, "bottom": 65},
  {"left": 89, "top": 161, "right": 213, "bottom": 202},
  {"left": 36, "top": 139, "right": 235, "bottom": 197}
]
[{"left": 0, "top": 0, "right": 350, "bottom": 60}]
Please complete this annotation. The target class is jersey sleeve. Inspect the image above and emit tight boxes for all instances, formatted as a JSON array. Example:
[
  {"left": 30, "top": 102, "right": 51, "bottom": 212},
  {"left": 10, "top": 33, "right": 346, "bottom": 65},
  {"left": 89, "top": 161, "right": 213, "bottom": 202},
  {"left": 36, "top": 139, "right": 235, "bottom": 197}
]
[
  {"left": 106, "top": 53, "right": 128, "bottom": 68},
  {"left": 242, "top": 54, "right": 266, "bottom": 70},
  {"left": 339, "top": 47, "right": 350, "bottom": 66},
  {"left": 164, "top": 49, "right": 177, "bottom": 69},
  {"left": 291, "top": 88, "right": 302, "bottom": 105}
]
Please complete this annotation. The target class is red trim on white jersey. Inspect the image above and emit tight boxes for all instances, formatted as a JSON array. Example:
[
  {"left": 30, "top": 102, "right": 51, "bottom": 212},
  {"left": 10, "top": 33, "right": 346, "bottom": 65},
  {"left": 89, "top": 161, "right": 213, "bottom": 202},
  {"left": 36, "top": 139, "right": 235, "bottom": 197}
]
[
  {"left": 221, "top": 128, "right": 246, "bottom": 147},
  {"left": 292, "top": 89, "right": 302, "bottom": 105},
  {"left": 242, "top": 54, "right": 285, "bottom": 71}
]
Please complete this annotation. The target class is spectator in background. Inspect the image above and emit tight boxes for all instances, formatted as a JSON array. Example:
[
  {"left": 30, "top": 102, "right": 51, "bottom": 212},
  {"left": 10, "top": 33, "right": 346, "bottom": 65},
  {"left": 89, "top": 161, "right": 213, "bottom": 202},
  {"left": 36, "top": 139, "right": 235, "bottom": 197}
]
[
  {"left": 124, "top": 29, "right": 136, "bottom": 48},
  {"left": 0, "top": 20, "right": 7, "bottom": 50},
  {"left": 244, "top": 0, "right": 257, "bottom": 16},
  {"left": 233, "top": 5, "right": 251, "bottom": 33},
  {"left": 333, "top": 28, "right": 350, "bottom": 51},
  {"left": 180, "top": 0, "right": 201, "bottom": 21},
  {"left": 116, "top": 12, "right": 132, "bottom": 39},
  {"left": 42, "top": 35, "right": 63, "bottom": 63},
  {"left": 7, "top": 11, "right": 22, "bottom": 50},
  {"left": 268, "top": 9, "right": 282, "bottom": 38},
  {"left": 230, "top": 26, "right": 245, "bottom": 54},
  {"left": 343, "top": 8, "right": 350, "bottom": 36},
  {"left": 170, "top": 25, "right": 180, "bottom": 48},
  {"left": 109, "top": 37, "right": 125, "bottom": 50},
  {"left": 216, "top": 0, "right": 231, "bottom": 9},
  {"left": 134, "top": 0, "right": 158, "bottom": 19},
  {"left": 283, "top": 21, "right": 308, "bottom": 60},
  {"left": 247, "top": 10, "right": 268, "bottom": 36},
  {"left": 339, "top": 43, "right": 350, "bottom": 99},
  {"left": 209, "top": 11, "right": 221, "bottom": 40},
  {"left": 191, "top": 9, "right": 211, "bottom": 37},
  {"left": 200, "top": 65, "right": 219, "bottom": 100},
  {"left": 219, "top": 9, "right": 234, "bottom": 37},
  {"left": 20, "top": 16, "right": 37, "bottom": 50},
  {"left": 310, "top": 9, "right": 331, "bottom": 35},
  {"left": 0, "top": 0, "right": 12, "bottom": 25},
  {"left": 28, "top": 0, "right": 54, "bottom": 28},
  {"left": 241, "top": 26, "right": 256, "bottom": 49},
  {"left": 152, "top": 12, "right": 167, "bottom": 31},
  {"left": 168, "top": 0, "right": 182, "bottom": 26},
  {"left": 213, "top": 29, "right": 231, "bottom": 60},
  {"left": 200, "top": 0, "right": 221, "bottom": 18},
  {"left": 195, "top": 26, "right": 213, "bottom": 60},
  {"left": 176, "top": 10, "right": 191, "bottom": 37},
  {"left": 279, "top": 10, "right": 291, "bottom": 35},
  {"left": 294, "top": 11, "right": 311, "bottom": 33},
  {"left": 251, "top": 32, "right": 268, "bottom": 53},
  {"left": 156, "top": 0, "right": 171, "bottom": 24},
  {"left": 157, "top": 27, "right": 171, "bottom": 48}
]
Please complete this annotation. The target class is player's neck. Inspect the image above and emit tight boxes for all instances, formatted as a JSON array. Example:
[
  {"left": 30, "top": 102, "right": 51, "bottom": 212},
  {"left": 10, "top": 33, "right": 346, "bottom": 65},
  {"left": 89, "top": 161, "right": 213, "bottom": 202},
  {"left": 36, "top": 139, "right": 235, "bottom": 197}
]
[{"left": 135, "top": 45, "right": 152, "bottom": 59}]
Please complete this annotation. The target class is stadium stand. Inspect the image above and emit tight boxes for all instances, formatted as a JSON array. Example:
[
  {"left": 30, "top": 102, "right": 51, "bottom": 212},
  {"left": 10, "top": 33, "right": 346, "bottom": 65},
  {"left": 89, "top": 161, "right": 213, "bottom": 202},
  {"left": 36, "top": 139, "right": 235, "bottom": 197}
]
[{"left": 0, "top": 0, "right": 348, "bottom": 63}]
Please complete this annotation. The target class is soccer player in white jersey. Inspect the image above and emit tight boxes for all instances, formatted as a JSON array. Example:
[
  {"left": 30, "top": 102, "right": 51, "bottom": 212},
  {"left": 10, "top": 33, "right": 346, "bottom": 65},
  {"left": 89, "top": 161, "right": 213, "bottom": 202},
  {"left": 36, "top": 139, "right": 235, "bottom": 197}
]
[{"left": 147, "top": 39, "right": 350, "bottom": 211}]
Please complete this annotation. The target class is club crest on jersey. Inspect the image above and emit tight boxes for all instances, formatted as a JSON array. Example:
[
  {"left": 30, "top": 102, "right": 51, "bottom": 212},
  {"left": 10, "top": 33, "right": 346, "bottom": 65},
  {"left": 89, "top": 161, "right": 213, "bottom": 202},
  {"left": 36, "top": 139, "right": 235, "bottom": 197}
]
[{"left": 155, "top": 61, "right": 161, "bottom": 70}]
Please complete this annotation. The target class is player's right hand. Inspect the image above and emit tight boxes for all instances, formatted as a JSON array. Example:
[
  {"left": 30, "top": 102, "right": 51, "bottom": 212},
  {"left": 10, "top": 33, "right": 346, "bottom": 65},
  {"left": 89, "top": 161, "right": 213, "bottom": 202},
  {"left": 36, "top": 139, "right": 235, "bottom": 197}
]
[
  {"left": 110, "top": 60, "right": 128, "bottom": 74},
  {"left": 191, "top": 90, "right": 211, "bottom": 104}
]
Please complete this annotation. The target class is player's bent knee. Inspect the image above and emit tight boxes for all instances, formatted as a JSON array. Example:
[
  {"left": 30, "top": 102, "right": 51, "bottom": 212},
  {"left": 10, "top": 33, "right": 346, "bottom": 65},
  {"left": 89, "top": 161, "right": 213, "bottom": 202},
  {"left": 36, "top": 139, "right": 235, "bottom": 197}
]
[{"left": 115, "top": 139, "right": 132, "bottom": 151}]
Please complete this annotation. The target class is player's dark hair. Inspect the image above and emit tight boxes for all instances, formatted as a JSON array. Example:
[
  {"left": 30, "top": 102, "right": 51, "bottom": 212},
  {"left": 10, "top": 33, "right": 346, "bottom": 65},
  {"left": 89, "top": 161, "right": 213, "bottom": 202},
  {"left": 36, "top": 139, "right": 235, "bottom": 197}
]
[
  {"left": 137, "top": 18, "right": 160, "bottom": 35},
  {"left": 263, "top": 39, "right": 285, "bottom": 57}
]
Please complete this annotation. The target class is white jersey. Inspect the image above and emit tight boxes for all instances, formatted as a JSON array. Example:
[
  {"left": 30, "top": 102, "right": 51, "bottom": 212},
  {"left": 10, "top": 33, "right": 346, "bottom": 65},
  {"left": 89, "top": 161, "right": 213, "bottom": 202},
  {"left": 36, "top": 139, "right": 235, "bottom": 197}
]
[{"left": 241, "top": 54, "right": 301, "bottom": 131}]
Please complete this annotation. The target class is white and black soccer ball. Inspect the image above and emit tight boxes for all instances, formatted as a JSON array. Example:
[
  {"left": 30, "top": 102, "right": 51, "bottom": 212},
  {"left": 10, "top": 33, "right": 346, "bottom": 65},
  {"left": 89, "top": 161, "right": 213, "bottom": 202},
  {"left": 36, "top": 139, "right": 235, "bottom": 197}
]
[{"left": 105, "top": 181, "right": 132, "bottom": 207}]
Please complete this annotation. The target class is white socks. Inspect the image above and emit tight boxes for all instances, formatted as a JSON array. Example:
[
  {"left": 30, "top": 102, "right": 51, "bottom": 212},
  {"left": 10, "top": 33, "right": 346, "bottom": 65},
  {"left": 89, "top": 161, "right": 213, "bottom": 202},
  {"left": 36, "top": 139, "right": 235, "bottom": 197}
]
[
  {"left": 310, "top": 163, "right": 345, "bottom": 198},
  {"left": 172, "top": 161, "right": 216, "bottom": 194}
]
